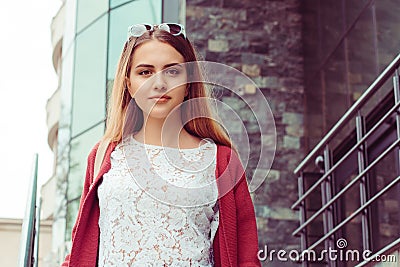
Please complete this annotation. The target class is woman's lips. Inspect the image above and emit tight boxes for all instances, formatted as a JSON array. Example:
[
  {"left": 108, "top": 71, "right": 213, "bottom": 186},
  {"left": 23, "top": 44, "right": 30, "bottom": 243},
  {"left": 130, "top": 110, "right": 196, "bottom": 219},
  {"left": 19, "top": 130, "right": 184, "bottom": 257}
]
[{"left": 150, "top": 95, "right": 171, "bottom": 103}]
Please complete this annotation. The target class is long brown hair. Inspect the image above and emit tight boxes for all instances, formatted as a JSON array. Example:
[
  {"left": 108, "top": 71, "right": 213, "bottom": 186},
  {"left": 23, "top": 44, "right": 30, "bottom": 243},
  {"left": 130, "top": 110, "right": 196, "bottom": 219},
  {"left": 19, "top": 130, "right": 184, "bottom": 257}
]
[{"left": 103, "top": 27, "right": 233, "bottom": 149}]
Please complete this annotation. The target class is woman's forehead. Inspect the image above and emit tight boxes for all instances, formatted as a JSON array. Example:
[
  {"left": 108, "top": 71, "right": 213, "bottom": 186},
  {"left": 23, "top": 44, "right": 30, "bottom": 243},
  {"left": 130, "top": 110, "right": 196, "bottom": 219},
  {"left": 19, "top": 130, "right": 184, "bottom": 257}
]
[{"left": 131, "top": 40, "right": 184, "bottom": 67}]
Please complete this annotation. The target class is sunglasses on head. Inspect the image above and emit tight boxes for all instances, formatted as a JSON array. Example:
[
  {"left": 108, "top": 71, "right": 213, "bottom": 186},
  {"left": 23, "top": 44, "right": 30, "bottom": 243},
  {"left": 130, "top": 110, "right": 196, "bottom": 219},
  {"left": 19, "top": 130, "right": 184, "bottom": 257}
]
[{"left": 127, "top": 23, "right": 186, "bottom": 40}]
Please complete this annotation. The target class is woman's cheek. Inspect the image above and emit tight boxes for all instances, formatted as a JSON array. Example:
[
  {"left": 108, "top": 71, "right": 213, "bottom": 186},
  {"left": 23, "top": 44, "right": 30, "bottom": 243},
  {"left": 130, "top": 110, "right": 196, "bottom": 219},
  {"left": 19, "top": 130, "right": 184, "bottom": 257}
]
[
  {"left": 166, "top": 75, "right": 187, "bottom": 91},
  {"left": 130, "top": 81, "right": 148, "bottom": 98},
  {"left": 137, "top": 79, "right": 154, "bottom": 95}
]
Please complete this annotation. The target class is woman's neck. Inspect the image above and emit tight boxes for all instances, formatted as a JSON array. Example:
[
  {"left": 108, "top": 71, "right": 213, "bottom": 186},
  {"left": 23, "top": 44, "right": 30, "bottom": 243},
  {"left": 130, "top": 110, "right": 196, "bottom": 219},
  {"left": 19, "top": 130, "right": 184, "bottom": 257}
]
[
  {"left": 135, "top": 113, "right": 185, "bottom": 147},
  {"left": 134, "top": 113, "right": 203, "bottom": 149}
]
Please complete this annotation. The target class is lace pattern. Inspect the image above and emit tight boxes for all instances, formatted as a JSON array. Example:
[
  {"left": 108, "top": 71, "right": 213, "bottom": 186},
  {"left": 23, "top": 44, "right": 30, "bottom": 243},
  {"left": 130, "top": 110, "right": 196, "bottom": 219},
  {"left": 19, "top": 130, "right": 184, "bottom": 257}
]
[{"left": 98, "top": 135, "right": 219, "bottom": 266}]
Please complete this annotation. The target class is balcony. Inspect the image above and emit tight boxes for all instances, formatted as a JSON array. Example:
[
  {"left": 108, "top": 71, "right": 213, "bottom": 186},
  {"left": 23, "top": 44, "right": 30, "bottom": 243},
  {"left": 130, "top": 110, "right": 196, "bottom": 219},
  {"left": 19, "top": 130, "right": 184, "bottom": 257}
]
[
  {"left": 50, "top": 2, "right": 65, "bottom": 75},
  {"left": 46, "top": 88, "right": 60, "bottom": 152}
]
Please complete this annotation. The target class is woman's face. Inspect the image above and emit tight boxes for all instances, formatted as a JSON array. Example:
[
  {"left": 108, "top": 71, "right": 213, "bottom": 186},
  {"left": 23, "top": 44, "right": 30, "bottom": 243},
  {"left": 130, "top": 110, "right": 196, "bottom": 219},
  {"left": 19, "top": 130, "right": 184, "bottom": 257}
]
[{"left": 126, "top": 39, "right": 187, "bottom": 120}]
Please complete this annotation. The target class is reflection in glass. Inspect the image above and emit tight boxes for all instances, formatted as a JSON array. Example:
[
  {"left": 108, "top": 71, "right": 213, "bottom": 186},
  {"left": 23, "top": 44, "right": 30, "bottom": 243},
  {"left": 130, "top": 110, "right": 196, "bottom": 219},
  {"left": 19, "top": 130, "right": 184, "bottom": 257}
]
[
  {"left": 368, "top": 133, "right": 400, "bottom": 253},
  {"left": 344, "top": 0, "right": 370, "bottom": 28},
  {"left": 303, "top": 172, "right": 325, "bottom": 263},
  {"left": 334, "top": 142, "right": 362, "bottom": 266},
  {"left": 319, "top": 0, "right": 344, "bottom": 58},
  {"left": 323, "top": 42, "right": 348, "bottom": 130},
  {"left": 76, "top": 0, "right": 108, "bottom": 33},
  {"left": 375, "top": 0, "right": 400, "bottom": 71},
  {"left": 305, "top": 73, "right": 324, "bottom": 149},
  {"left": 72, "top": 15, "right": 108, "bottom": 137},
  {"left": 302, "top": 0, "right": 400, "bottom": 153},
  {"left": 110, "top": 0, "right": 132, "bottom": 9},
  {"left": 370, "top": 185, "right": 400, "bottom": 254},
  {"left": 306, "top": 212, "right": 325, "bottom": 264},
  {"left": 68, "top": 124, "right": 104, "bottom": 201},
  {"left": 65, "top": 199, "right": 80, "bottom": 242},
  {"left": 337, "top": 215, "right": 363, "bottom": 266},
  {"left": 346, "top": 4, "right": 377, "bottom": 102},
  {"left": 56, "top": 37, "right": 75, "bottom": 251}
]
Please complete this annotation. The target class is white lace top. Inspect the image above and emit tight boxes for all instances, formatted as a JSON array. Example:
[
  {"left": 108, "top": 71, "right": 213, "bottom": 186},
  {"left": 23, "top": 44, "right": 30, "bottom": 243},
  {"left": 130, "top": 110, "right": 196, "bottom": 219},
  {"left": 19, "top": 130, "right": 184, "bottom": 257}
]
[{"left": 97, "top": 135, "right": 219, "bottom": 266}]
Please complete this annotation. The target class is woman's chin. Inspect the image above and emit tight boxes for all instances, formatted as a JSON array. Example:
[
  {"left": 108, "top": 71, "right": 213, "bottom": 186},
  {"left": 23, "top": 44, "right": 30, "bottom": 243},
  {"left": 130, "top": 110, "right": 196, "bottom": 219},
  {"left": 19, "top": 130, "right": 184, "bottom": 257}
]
[
  {"left": 143, "top": 111, "right": 171, "bottom": 120},
  {"left": 142, "top": 105, "right": 182, "bottom": 121}
]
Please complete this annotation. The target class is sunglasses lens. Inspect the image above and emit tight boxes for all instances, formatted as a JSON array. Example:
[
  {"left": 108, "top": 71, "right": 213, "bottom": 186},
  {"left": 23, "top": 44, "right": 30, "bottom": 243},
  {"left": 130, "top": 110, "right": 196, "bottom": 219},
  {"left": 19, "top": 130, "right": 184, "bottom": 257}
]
[
  {"left": 158, "top": 24, "right": 171, "bottom": 32},
  {"left": 166, "top": 23, "right": 183, "bottom": 36},
  {"left": 128, "top": 24, "right": 152, "bottom": 37}
]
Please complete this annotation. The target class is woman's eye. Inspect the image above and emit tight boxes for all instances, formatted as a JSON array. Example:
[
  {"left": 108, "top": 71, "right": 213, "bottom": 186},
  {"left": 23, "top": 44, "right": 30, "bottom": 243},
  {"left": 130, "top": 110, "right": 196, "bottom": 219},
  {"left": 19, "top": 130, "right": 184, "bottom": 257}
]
[
  {"left": 138, "top": 70, "right": 152, "bottom": 76},
  {"left": 164, "top": 68, "right": 180, "bottom": 76}
]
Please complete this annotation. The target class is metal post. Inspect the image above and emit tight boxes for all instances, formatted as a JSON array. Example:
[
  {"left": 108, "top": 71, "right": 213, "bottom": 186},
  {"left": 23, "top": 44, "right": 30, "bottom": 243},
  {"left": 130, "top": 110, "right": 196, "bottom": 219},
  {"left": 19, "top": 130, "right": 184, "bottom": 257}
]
[
  {"left": 33, "top": 198, "right": 42, "bottom": 267},
  {"left": 323, "top": 145, "right": 335, "bottom": 267},
  {"left": 298, "top": 173, "right": 308, "bottom": 267},
  {"left": 18, "top": 154, "right": 38, "bottom": 267},
  {"left": 393, "top": 69, "right": 400, "bottom": 255},
  {"left": 394, "top": 69, "right": 400, "bottom": 137},
  {"left": 356, "top": 113, "right": 370, "bottom": 252}
]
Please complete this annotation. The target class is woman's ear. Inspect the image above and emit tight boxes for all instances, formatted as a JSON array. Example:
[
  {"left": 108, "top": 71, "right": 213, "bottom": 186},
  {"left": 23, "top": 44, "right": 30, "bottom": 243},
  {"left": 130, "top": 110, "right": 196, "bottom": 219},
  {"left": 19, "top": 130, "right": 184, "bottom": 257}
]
[{"left": 125, "top": 77, "right": 134, "bottom": 98}]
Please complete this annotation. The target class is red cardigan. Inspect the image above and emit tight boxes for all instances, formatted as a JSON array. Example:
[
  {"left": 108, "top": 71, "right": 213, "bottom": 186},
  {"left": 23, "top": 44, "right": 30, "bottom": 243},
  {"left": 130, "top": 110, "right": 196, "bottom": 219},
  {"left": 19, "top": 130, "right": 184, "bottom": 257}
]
[{"left": 62, "top": 141, "right": 261, "bottom": 267}]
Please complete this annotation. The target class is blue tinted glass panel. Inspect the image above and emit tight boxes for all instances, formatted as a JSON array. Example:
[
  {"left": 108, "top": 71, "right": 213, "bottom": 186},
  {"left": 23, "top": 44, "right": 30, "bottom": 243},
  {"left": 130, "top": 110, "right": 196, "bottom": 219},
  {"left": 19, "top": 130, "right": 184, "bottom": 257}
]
[
  {"left": 76, "top": 0, "right": 108, "bottom": 33},
  {"left": 68, "top": 123, "right": 104, "bottom": 201},
  {"left": 110, "top": 0, "right": 132, "bottom": 9},
  {"left": 65, "top": 199, "right": 80, "bottom": 241},
  {"left": 107, "top": 0, "right": 162, "bottom": 82},
  {"left": 72, "top": 15, "right": 108, "bottom": 136}
]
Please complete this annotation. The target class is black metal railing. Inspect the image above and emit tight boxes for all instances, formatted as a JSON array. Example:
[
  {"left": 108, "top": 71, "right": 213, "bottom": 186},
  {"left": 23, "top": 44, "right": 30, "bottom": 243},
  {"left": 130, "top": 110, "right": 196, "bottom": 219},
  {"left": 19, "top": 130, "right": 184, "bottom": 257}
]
[
  {"left": 292, "top": 53, "right": 400, "bottom": 266},
  {"left": 18, "top": 154, "right": 41, "bottom": 267}
]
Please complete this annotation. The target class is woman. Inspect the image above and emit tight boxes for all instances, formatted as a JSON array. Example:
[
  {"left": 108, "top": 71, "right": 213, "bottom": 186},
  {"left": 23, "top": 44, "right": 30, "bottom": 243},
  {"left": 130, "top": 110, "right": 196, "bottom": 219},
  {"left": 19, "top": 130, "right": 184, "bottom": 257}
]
[{"left": 62, "top": 23, "right": 260, "bottom": 267}]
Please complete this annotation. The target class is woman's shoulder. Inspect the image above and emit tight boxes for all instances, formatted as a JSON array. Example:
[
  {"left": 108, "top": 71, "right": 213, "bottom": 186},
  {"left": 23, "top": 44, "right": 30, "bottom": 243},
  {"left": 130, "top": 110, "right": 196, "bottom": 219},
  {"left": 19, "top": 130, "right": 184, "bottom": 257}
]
[
  {"left": 86, "top": 139, "right": 119, "bottom": 165},
  {"left": 87, "top": 141, "right": 101, "bottom": 164}
]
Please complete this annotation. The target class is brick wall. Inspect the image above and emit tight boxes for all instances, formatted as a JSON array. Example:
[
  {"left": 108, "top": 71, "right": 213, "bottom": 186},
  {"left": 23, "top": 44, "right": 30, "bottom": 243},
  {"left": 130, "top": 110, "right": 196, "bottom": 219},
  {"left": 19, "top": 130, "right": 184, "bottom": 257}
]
[{"left": 186, "top": 0, "right": 304, "bottom": 265}]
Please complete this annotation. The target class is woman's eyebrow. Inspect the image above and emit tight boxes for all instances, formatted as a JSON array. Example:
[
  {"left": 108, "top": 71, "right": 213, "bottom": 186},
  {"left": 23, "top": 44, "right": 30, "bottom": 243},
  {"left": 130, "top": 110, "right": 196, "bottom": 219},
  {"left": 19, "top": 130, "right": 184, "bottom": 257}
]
[
  {"left": 135, "top": 64, "right": 154, "bottom": 69},
  {"left": 163, "top": 63, "right": 182, "bottom": 69},
  {"left": 134, "top": 63, "right": 182, "bottom": 69}
]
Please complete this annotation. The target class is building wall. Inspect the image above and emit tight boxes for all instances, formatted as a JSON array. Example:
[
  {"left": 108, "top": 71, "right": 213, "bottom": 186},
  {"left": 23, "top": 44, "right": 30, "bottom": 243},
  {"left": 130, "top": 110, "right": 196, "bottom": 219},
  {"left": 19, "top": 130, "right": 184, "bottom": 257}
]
[
  {"left": 303, "top": 0, "right": 400, "bottom": 150},
  {"left": 0, "top": 218, "right": 52, "bottom": 267},
  {"left": 185, "top": 0, "right": 304, "bottom": 264}
]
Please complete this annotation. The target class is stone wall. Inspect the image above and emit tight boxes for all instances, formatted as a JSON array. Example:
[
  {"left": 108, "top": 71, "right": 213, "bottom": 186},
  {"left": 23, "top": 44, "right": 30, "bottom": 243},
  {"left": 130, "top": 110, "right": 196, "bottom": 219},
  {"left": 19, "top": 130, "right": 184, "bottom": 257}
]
[{"left": 186, "top": 0, "right": 304, "bottom": 265}]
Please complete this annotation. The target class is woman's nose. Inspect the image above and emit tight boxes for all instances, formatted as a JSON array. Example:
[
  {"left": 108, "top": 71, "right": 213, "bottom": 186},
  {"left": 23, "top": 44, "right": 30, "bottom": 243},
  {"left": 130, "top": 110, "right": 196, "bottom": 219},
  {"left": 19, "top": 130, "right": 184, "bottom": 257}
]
[{"left": 153, "top": 71, "right": 167, "bottom": 91}]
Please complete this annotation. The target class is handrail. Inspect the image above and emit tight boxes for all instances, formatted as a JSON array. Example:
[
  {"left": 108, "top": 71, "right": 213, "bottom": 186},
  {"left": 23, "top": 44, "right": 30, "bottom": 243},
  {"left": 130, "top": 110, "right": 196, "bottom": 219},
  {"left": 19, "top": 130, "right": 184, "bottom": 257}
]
[
  {"left": 305, "top": 174, "right": 400, "bottom": 253},
  {"left": 293, "top": 138, "right": 400, "bottom": 236},
  {"left": 355, "top": 237, "right": 400, "bottom": 267},
  {"left": 294, "top": 53, "right": 400, "bottom": 174},
  {"left": 18, "top": 154, "right": 39, "bottom": 267},
  {"left": 291, "top": 100, "right": 400, "bottom": 209}
]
